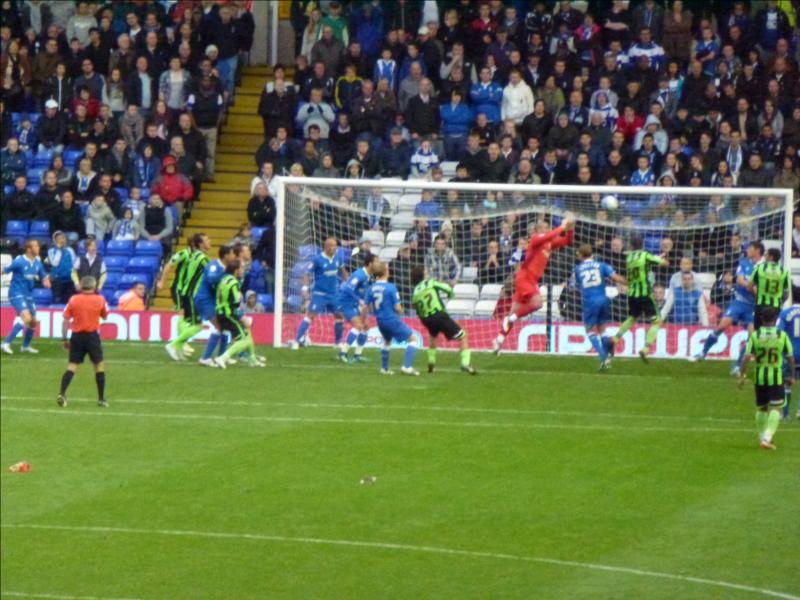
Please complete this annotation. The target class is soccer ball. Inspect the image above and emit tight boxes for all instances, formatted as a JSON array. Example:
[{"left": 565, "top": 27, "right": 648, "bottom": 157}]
[{"left": 601, "top": 195, "right": 619, "bottom": 211}]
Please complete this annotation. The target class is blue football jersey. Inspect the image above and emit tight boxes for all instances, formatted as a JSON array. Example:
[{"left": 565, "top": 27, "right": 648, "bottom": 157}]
[
  {"left": 734, "top": 258, "right": 756, "bottom": 305},
  {"left": 4, "top": 255, "right": 46, "bottom": 299},
  {"left": 194, "top": 259, "right": 225, "bottom": 303},
  {"left": 574, "top": 259, "right": 615, "bottom": 305},
  {"left": 310, "top": 252, "right": 343, "bottom": 297},
  {"left": 367, "top": 281, "right": 401, "bottom": 321},
  {"left": 778, "top": 305, "right": 800, "bottom": 358},
  {"left": 338, "top": 267, "right": 370, "bottom": 305}
]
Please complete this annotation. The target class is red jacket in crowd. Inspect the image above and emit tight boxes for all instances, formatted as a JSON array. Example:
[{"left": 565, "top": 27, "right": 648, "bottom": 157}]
[{"left": 150, "top": 155, "right": 194, "bottom": 205}]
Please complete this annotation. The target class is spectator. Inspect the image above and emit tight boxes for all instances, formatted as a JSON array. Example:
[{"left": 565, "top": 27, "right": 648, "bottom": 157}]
[
  {"left": 398, "top": 61, "right": 423, "bottom": 113},
  {"left": 373, "top": 46, "right": 397, "bottom": 91},
  {"left": 440, "top": 88, "right": 472, "bottom": 161},
  {"left": 351, "top": 79, "right": 385, "bottom": 139},
  {"left": 71, "top": 237, "right": 107, "bottom": 290},
  {"left": 425, "top": 234, "right": 460, "bottom": 286},
  {"left": 44, "top": 62, "right": 73, "bottom": 113},
  {"left": 258, "top": 77, "right": 297, "bottom": 139},
  {"left": 312, "top": 152, "right": 340, "bottom": 178},
  {"left": 67, "top": 1, "right": 97, "bottom": 48},
  {"left": 74, "top": 57, "right": 105, "bottom": 103},
  {"left": 187, "top": 74, "right": 224, "bottom": 181},
  {"left": 159, "top": 56, "right": 191, "bottom": 111},
  {"left": 406, "top": 77, "right": 440, "bottom": 143},
  {"left": 46, "top": 231, "right": 76, "bottom": 304},
  {"left": 501, "top": 69, "right": 534, "bottom": 126},
  {"left": 661, "top": 272, "right": 708, "bottom": 325},
  {"left": 110, "top": 206, "right": 141, "bottom": 241},
  {"left": 1, "top": 39, "right": 32, "bottom": 111},
  {"left": 85, "top": 194, "right": 115, "bottom": 239},
  {"left": 2, "top": 174, "right": 35, "bottom": 227},
  {"left": 119, "top": 104, "right": 144, "bottom": 149},
  {"left": 1, "top": 137, "right": 26, "bottom": 184},
  {"left": 151, "top": 155, "right": 194, "bottom": 219},
  {"left": 773, "top": 155, "right": 799, "bottom": 194},
  {"left": 296, "top": 87, "right": 335, "bottom": 139},
  {"left": 247, "top": 182, "right": 276, "bottom": 228},
  {"left": 31, "top": 37, "right": 61, "bottom": 99},
  {"left": 739, "top": 153, "right": 771, "bottom": 188},
  {"left": 142, "top": 194, "right": 174, "bottom": 251},
  {"left": 334, "top": 63, "right": 362, "bottom": 113},
  {"left": 379, "top": 127, "right": 412, "bottom": 179},
  {"left": 311, "top": 25, "right": 345, "bottom": 78},
  {"left": 212, "top": 6, "right": 241, "bottom": 101},
  {"left": 52, "top": 190, "right": 84, "bottom": 242},
  {"left": 37, "top": 99, "right": 66, "bottom": 152},
  {"left": 471, "top": 66, "right": 503, "bottom": 123},
  {"left": 480, "top": 141, "right": 511, "bottom": 183},
  {"left": 410, "top": 138, "right": 440, "bottom": 177},
  {"left": 117, "top": 282, "right": 147, "bottom": 311},
  {"left": 244, "top": 290, "right": 265, "bottom": 313}
]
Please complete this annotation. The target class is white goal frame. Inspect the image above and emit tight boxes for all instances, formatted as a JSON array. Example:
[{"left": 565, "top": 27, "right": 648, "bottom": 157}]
[{"left": 272, "top": 177, "right": 795, "bottom": 350}]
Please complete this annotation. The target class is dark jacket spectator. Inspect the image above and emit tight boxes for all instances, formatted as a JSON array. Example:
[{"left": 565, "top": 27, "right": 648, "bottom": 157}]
[
  {"left": 379, "top": 132, "right": 412, "bottom": 178},
  {"left": 247, "top": 185, "right": 276, "bottom": 227},
  {"left": 405, "top": 85, "right": 439, "bottom": 137},
  {"left": 258, "top": 79, "right": 297, "bottom": 138}
]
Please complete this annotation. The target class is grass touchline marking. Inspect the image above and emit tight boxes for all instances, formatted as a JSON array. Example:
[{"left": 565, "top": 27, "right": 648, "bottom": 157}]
[
  {"left": 0, "top": 406, "right": 780, "bottom": 434},
  {"left": 0, "top": 591, "right": 145, "bottom": 600},
  {"left": 3, "top": 524, "right": 797, "bottom": 600},
  {"left": 0, "top": 394, "right": 752, "bottom": 425}
]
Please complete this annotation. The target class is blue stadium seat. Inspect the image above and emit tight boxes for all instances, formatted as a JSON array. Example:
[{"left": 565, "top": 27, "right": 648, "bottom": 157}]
[
  {"left": 28, "top": 114, "right": 41, "bottom": 126},
  {"left": 26, "top": 167, "right": 45, "bottom": 184},
  {"left": 335, "top": 246, "right": 351, "bottom": 264},
  {"left": 644, "top": 236, "right": 663, "bottom": 254},
  {"left": 104, "top": 255, "right": 128, "bottom": 271},
  {"left": 256, "top": 293, "right": 274, "bottom": 311},
  {"left": 112, "top": 289, "right": 127, "bottom": 305},
  {"left": 135, "top": 240, "right": 163, "bottom": 257},
  {"left": 287, "top": 294, "right": 303, "bottom": 311},
  {"left": 29, "top": 220, "right": 50, "bottom": 237},
  {"left": 77, "top": 238, "right": 105, "bottom": 256},
  {"left": 103, "top": 271, "right": 122, "bottom": 291},
  {"left": 299, "top": 244, "right": 319, "bottom": 260},
  {"left": 291, "top": 261, "right": 311, "bottom": 280},
  {"left": 125, "top": 255, "right": 159, "bottom": 275},
  {"left": 140, "top": 188, "right": 150, "bottom": 201},
  {"left": 34, "top": 150, "right": 53, "bottom": 168},
  {"left": 105, "top": 240, "right": 135, "bottom": 257},
  {"left": 63, "top": 149, "right": 84, "bottom": 169},
  {"left": 114, "top": 187, "right": 129, "bottom": 202},
  {"left": 120, "top": 272, "right": 152, "bottom": 288},
  {"left": 102, "top": 289, "right": 118, "bottom": 306},
  {"left": 3, "top": 185, "right": 13, "bottom": 196},
  {"left": 251, "top": 226, "right": 266, "bottom": 243},
  {"left": 10, "top": 112, "right": 21, "bottom": 128},
  {"left": 5, "top": 221, "right": 28, "bottom": 237},
  {"left": 27, "top": 184, "right": 40, "bottom": 195},
  {"left": 32, "top": 287, "right": 53, "bottom": 306}
]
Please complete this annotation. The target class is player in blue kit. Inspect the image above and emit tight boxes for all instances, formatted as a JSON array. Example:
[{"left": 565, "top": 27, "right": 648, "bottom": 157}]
[
  {"left": 366, "top": 262, "right": 419, "bottom": 376},
  {"left": 692, "top": 241, "right": 763, "bottom": 372},
  {"left": 335, "top": 252, "right": 378, "bottom": 363},
  {"left": 778, "top": 304, "right": 800, "bottom": 419},
  {"left": 290, "top": 237, "right": 347, "bottom": 350},
  {"left": 2, "top": 240, "right": 51, "bottom": 354},
  {"left": 573, "top": 244, "right": 626, "bottom": 371},
  {"left": 194, "top": 244, "right": 240, "bottom": 367}
]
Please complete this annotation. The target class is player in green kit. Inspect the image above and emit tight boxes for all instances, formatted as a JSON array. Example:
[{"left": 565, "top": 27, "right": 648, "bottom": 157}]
[
  {"left": 164, "top": 233, "right": 212, "bottom": 360},
  {"left": 158, "top": 233, "right": 205, "bottom": 357},
  {"left": 738, "top": 306, "right": 795, "bottom": 450},
  {"left": 748, "top": 248, "right": 790, "bottom": 329},
  {"left": 410, "top": 265, "right": 476, "bottom": 374},
  {"left": 610, "top": 237, "right": 669, "bottom": 362},
  {"left": 212, "top": 260, "right": 263, "bottom": 368}
]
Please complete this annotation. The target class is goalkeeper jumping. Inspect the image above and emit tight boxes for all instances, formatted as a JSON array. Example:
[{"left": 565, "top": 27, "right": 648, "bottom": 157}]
[{"left": 410, "top": 265, "right": 476, "bottom": 374}]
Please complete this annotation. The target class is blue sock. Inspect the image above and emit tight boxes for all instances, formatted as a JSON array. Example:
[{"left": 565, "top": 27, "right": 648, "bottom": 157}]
[
  {"left": 334, "top": 321, "right": 343, "bottom": 345},
  {"left": 4, "top": 322, "right": 23, "bottom": 345},
  {"left": 784, "top": 386, "right": 792, "bottom": 418},
  {"left": 403, "top": 343, "right": 417, "bottom": 369},
  {"left": 601, "top": 336, "right": 612, "bottom": 352},
  {"left": 702, "top": 332, "right": 720, "bottom": 355},
  {"left": 203, "top": 332, "right": 220, "bottom": 360},
  {"left": 218, "top": 332, "right": 229, "bottom": 355},
  {"left": 588, "top": 333, "right": 607, "bottom": 362},
  {"left": 296, "top": 318, "right": 311, "bottom": 342},
  {"left": 381, "top": 348, "right": 390, "bottom": 371},
  {"left": 356, "top": 332, "right": 367, "bottom": 352},
  {"left": 735, "top": 341, "right": 747, "bottom": 368},
  {"left": 346, "top": 330, "right": 357, "bottom": 346},
  {"left": 22, "top": 326, "right": 35, "bottom": 348}
]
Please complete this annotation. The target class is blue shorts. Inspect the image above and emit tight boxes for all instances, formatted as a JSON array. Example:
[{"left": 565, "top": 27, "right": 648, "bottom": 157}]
[
  {"left": 724, "top": 301, "right": 754, "bottom": 326},
  {"left": 378, "top": 319, "right": 412, "bottom": 344},
  {"left": 195, "top": 298, "right": 216, "bottom": 321},
  {"left": 308, "top": 292, "right": 337, "bottom": 315},
  {"left": 336, "top": 300, "right": 361, "bottom": 322},
  {"left": 582, "top": 300, "right": 610, "bottom": 329},
  {"left": 10, "top": 296, "right": 35, "bottom": 316}
]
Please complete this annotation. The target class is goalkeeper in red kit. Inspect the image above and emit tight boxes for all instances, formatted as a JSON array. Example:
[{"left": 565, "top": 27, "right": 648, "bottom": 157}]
[{"left": 493, "top": 214, "right": 576, "bottom": 354}]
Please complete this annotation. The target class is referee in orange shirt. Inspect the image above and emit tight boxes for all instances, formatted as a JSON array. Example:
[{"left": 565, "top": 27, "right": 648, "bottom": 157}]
[{"left": 58, "top": 276, "right": 109, "bottom": 408}]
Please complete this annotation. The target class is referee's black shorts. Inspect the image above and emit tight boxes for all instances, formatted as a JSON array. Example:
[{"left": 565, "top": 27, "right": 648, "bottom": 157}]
[
  {"left": 421, "top": 312, "right": 464, "bottom": 341},
  {"left": 218, "top": 314, "right": 247, "bottom": 341},
  {"left": 755, "top": 384, "right": 785, "bottom": 408},
  {"left": 69, "top": 331, "right": 103, "bottom": 365}
]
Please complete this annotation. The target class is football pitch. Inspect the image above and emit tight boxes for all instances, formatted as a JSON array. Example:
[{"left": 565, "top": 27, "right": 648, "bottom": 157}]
[{"left": 1, "top": 341, "right": 799, "bottom": 600}]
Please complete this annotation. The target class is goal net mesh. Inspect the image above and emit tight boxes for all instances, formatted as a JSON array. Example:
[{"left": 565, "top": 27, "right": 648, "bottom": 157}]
[{"left": 278, "top": 179, "right": 791, "bottom": 359}]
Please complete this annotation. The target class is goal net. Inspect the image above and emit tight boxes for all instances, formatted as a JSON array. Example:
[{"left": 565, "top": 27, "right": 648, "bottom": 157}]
[{"left": 273, "top": 176, "right": 793, "bottom": 360}]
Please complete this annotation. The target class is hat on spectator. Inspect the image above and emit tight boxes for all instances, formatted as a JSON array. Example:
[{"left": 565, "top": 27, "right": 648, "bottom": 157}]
[
  {"left": 245, "top": 290, "right": 256, "bottom": 299},
  {"left": 205, "top": 44, "right": 219, "bottom": 56},
  {"left": 418, "top": 25, "right": 429, "bottom": 36},
  {"left": 45, "top": 99, "right": 58, "bottom": 109}
]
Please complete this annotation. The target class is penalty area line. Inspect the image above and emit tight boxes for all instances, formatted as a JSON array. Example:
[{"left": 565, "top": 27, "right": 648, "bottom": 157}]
[{"left": 2, "top": 523, "right": 798, "bottom": 600}]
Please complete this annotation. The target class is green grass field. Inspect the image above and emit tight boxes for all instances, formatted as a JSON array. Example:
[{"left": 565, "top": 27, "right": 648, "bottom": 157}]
[{"left": 1, "top": 340, "right": 799, "bottom": 600}]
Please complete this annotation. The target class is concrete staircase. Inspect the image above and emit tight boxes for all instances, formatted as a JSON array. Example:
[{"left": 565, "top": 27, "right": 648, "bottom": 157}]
[{"left": 151, "top": 65, "right": 273, "bottom": 309}]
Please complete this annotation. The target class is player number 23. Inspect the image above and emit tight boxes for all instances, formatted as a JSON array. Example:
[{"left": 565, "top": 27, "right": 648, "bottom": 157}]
[{"left": 580, "top": 268, "right": 601, "bottom": 288}]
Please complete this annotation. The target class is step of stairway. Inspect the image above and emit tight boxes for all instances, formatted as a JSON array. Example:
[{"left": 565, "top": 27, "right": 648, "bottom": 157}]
[{"left": 217, "top": 132, "right": 265, "bottom": 147}]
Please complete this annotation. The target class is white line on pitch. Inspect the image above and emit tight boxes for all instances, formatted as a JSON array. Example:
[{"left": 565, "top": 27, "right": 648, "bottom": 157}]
[
  {"left": 2, "top": 524, "right": 797, "bottom": 600},
  {"left": 0, "top": 591, "right": 144, "bottom": 600},
  {"left": 0, "top": 406, "right": 782, "bottom": 434},
  {"left": 0, "top": 394, "right": 752, "bottom": 425}
]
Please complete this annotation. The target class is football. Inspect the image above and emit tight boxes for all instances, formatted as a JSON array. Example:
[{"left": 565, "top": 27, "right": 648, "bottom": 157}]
[{"left": 601, "top": 195, "right": 620, "bottom": 210}]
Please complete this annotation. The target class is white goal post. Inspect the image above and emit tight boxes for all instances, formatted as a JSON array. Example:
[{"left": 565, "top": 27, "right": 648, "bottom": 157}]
[{"left": 271, "top": 176, "right": 794, "bottom": 359}]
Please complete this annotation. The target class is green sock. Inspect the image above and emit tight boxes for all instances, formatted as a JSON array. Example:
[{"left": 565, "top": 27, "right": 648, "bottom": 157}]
[
  {"left": 645, "top": 322, "right": 661, "bottom": 346},
  {"left": 177, "top": 319, "right": 186, "bottom": 336},
  {"left": 222, "top": 338, "right": 250, "bottom": 360},
  {"left": 755, "top": 411, "right": 768, "bottom": 439},
  {"left": 764, "top": 409, "right": 781, "bottom": 443},
  {"left": 172, "top": 323, "right": 203, "bottom": 347},
  {"left": 615, "top": 317, "right": 635, "bottom": 340},
  {"left": 460, "top": 349, "right": 471, "bottom": 368},
  {"left": 427, "top": 348, "right": 436, "bottom": 365}
]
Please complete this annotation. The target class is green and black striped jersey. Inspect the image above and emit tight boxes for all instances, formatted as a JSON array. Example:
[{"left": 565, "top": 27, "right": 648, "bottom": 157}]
[
  {"left": 412, "top": 279, "right": 454, "bottom": 318},
  {"left": 169, "top": 247, "right": 193, "bottom": 294},
  {"left": 625, "top": 250, "right": 662, "bottom": 298},
  {"left": 745, "top": 326, "right": 793, "bottom": 386},
  {"left": 216, "top": 273, "right": 242, "bottom": 318},
  {"left": 749, "top": 262, "right": 790, "bottom": 308},
  {"left": 180, "top": 250, "right": 209, "bottom": 298}
]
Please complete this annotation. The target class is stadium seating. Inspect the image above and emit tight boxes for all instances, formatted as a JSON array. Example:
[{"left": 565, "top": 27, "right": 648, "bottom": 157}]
[
  {"left": 459, "top": 267, "right": 478, "bottom": 283},
  {"left": 103, "top": 271, "right": 122, "bottom": 291},
  {"left": 298, "top": 244, "right": 319, "bottom": 260},
  {"left": 446, "top": 299, "right": 476, "bottom": 317},
  {"left": 398, "top": 194, "right": 421, "bottom": 210},
  {"left": 694, "top": 273, "right": 717, "bottom": 290},
  {"left": 28, "top": 221, "right": 50, "bottom": 237},
  {"left": 251, "top": 227, "right": 266, "bottom": 243},
  {"left": 361, "top": 230, "right": 384, "bottom": 248},
  {"left": 126, "top": 256, "right": 160, "bottom": 277},
  {"left": 63, "top": 149, "right": 83, "bottom": 169},
  {"left": 114, "top": 187, "right": 129, "bottom": 202},
  {"left": 105, "top": 240, "right": 135, "bottom": 257},
  {"left": 389, "top": 212, "right": 415, "bottom": 230},
  {"left": 120, "top": 272, "right": 151, "bottom": 288},
  {"left": 256, "top": 293, "right": 274, "bottom": 311},
  {"left": 479, "top": 284, "right": 503, "bottom": 300},
  {"left": 474, "top": 299, "right": 498, "bottom": 317},
  {"left": 104, "top": 255, "right": 128, "bottom": 272},
  {"left": 27, "top": 183, "right": 41, "bottom": 195},
  {"left": 102, "top": 289, "right": 117, "bottom": 306},
  {"left": 378, "top": 247, "right": 399, "bottom": 262},
  {"left": 385, "top": 230, "right": 407, "bottom": 247},
  {"left": 453, "top": 284, "right": 480, "bottom": 301},
  {"left": 34, "top": 150, "right": 54, "bottom": 168},
  {"left": 5, "top": 221, "right": 28, "bottom": 237},
  {"left": 135, "top": 240, "right": 163, "bottom": 257},
  {"left": 26, "top": 168, "right": 45, "bottom": 184},
  {"left": 32, "top": 287, "right": 53, "bottom": 306}
]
